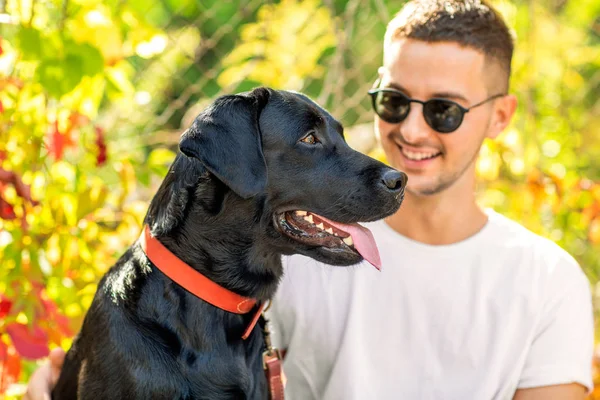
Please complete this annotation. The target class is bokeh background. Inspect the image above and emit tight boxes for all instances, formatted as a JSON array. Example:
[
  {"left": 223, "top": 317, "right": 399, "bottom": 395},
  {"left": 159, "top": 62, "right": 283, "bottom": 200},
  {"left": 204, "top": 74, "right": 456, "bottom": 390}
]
[{"left": 0, "top": 0, "right": 599, "bottom": 397}]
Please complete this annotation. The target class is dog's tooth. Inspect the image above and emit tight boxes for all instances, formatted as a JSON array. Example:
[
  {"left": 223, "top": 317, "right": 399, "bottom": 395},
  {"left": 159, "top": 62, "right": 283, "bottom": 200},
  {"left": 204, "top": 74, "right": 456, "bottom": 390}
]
[
  {"left": 304, "top": 215, "right": 314, "bottom": 223},
  {"left": 325, "top": 227, "right": 334, "bottom": 234},
  {"left": 296, "top": 210, "right": 307, "bottom": 216},
  {"left": 343, "top": 237, "right": 354, "bottom": 246},
  {"left": 316, "top": 223, "right": 324, "bottom": 230}
]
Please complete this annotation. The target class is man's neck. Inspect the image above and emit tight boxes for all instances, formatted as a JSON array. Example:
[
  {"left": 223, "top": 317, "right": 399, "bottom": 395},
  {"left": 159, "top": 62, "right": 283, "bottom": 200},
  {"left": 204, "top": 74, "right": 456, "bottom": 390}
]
[{"left": 385, "top": 177, "right": 488, "bottom": 246}]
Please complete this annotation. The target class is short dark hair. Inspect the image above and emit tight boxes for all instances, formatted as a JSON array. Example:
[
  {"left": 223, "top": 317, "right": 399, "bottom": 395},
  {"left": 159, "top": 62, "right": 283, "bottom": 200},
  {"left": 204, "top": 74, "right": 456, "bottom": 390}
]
[{"left": 384, "top": 0, "right": 514, "bottom": 92}]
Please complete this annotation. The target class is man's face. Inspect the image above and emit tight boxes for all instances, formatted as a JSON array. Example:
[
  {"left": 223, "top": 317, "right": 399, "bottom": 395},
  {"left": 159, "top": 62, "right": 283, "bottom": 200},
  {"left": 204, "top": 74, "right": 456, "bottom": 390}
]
[{"left": 375, "top": 39, "right": 500, "bottom": 196}]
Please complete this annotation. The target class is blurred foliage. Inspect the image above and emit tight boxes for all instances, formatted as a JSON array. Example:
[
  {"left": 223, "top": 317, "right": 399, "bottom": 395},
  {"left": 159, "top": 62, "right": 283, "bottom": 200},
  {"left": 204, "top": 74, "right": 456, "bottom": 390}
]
[
  {"left": 218, "top": 0, "right": 336, "bottom": 90},
  {"left": 0, "top": 0, "right": 598, "bottom": 397},
  {"left": 0, "top": 0, "right": 177, "bottom": 396}
]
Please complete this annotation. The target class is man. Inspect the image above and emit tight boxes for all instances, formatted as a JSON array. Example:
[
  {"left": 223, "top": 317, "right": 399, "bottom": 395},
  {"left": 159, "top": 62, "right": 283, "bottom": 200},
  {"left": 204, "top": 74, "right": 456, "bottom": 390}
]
[
  {"left": 264, "top": 1, "right": 594, "bottom": 399},
  {"left": 24, "top": 1, "right": 594, "bottom": 399}
]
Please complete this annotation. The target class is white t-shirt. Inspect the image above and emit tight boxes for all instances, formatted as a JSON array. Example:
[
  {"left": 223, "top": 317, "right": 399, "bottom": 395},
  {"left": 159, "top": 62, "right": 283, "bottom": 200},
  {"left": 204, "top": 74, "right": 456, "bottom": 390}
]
[{"left": 266, "top": 209, "right": 594, "bottom": 400}]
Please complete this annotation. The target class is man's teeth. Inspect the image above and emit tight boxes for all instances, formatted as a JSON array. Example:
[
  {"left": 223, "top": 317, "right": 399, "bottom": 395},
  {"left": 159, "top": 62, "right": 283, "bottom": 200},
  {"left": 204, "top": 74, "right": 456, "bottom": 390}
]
[{"left": 402, "top": 148, "right": 439, "bottom": 160}]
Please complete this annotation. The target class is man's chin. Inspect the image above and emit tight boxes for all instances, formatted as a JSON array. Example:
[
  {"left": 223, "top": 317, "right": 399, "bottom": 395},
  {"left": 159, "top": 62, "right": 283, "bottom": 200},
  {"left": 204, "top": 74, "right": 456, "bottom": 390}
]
[{"left": 405, "top": 178, "right": 453, "bottom": 197}]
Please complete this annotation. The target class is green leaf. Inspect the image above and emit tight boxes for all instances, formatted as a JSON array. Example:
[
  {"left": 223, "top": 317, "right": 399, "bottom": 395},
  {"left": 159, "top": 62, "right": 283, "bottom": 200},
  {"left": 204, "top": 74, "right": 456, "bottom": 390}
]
[
  {"left": 76, "top": 187, "right": 108, "bottom": 220},
  {"left": 65, "top": 42, "right": 105, "bottom": 77},
  {"left": 134, "top": 164, "right": 151, "bottom": 187},
  {"left": 164, "top": 0, "right": 200, "bottom": 18},
  {"left": 16, "top": 27, "right": 42, "bottom": 61},
  {"left": 37, "top": 55, "right": 84, "bottom": 98}
]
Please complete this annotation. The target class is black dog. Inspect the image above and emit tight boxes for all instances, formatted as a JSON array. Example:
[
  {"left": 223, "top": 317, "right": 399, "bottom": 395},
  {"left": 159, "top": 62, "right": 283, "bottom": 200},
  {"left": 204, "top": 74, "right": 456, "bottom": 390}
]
[{"left": 51, "top": 87, "right": 406, "bottom": 400}]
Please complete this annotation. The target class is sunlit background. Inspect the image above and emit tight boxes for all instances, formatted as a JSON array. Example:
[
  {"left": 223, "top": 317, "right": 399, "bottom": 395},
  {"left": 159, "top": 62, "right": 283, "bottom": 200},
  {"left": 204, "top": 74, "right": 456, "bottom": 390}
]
[{"left": 0, "top": 0, "right": 599, "bottom": 397}]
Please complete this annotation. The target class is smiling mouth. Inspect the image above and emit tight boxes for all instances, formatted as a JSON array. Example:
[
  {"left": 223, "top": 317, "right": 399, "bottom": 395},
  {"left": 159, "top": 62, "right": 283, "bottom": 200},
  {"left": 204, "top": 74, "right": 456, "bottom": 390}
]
[
  {"left": 396, "top": 143, "right": 441, "bottom": 161},
  {"left": 275, "top": 210, "right": 381, "bottom": 269}
]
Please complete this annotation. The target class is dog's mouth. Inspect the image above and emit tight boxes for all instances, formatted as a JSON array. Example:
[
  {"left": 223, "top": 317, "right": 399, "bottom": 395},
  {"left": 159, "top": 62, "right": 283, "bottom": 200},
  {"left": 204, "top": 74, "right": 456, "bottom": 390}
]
[{"left": 275, "top": 210, "right": 381, "bottom": 269}]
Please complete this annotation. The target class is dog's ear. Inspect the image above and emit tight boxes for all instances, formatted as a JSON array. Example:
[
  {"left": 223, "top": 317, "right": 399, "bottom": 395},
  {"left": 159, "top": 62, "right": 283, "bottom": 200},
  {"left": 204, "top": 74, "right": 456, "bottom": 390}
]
[
  {"left": 179, "top": 87, "right": 271, "bottom": 199},
  {"left": 144, "top": 154, "right": 206, "bottom": 236}
]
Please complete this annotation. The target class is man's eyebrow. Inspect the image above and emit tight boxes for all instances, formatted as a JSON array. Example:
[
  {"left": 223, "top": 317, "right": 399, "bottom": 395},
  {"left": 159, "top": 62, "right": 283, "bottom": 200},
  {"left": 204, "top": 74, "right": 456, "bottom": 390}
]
[
  {"left": 383, "top": 82, "right": 468, "bottom": 103},
  {"left": 384, "top": 82, "right": 409, "bottom": 93},
  {"left": 430, "top": 91, "right": 469, "bottom": 103}
]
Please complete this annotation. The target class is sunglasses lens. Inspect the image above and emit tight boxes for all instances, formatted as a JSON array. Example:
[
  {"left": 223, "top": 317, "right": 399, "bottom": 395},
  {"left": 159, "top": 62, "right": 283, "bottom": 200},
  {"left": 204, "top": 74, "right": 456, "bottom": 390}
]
[
  {"left": 423, "top": 100, "right": 463, "bottom": 133},
  {"left": 373, "top": 91, "right": 410, "bottom": 123}
]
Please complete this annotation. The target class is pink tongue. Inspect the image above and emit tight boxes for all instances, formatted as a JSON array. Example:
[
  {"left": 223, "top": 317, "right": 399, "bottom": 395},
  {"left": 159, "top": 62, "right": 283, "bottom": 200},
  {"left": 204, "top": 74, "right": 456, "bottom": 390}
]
[{"left": 317, "top": 215, "right": 382, "bottom": 270}]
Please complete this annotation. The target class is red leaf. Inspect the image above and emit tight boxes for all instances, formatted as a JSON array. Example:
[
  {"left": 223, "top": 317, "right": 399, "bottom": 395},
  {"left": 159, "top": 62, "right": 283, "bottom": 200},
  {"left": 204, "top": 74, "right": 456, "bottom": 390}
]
[
  {"left": 35, "top": 285, "right": 73, "bottom": 337},
  {"left": 0, "top": 167, "right": 39, "bottom": 206},
  {"left": 0, "top": 295, "right": 12, "bottom": 319},
  {"left": 46, "top": 120, "right": 75, "bottom": 161},
  {"left": 95, "top": 126, "right": 107, "bottom": 166},
  {"left": 0, "top": 99, "right": 4, "bottom": 113},
  {"left": 0, "top": 195, "right": 16, "bottom": 220},
  {"left": 47, "top": 121, "right": 67, "bottom": 161},
  {"left": 6, "top": 323, "right": 50, "bottom": 359},
  {"left": 0, "top": 341, "right": 22, "bottom": 393}
]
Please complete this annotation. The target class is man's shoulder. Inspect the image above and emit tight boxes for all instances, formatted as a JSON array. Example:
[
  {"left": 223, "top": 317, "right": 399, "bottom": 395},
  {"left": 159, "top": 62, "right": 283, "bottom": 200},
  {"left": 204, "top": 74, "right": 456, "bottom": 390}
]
[
  {"left": 485, "top": 209, "right": 584, "bottom": 282},
  {"left": 486, "top": 209, "right": 569, "bottom": 253}
]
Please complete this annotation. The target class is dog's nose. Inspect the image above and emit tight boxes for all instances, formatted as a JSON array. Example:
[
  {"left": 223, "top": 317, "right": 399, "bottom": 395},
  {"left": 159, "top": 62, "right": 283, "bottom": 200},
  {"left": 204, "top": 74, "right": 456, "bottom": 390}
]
[{"left": 381, "top": 169, "right": 407, "bottom": 192}]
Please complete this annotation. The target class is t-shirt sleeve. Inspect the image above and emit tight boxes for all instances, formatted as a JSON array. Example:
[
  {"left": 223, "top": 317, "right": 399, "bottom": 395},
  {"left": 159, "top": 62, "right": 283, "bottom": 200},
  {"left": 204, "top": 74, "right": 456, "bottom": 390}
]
[{"left": 517, "top": 250, "right": 595, "bottom": 392}]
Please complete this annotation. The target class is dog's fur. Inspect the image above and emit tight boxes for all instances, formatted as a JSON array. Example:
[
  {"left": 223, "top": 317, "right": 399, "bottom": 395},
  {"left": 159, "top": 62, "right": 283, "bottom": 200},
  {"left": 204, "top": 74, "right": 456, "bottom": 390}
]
[{"left": 52, "top": 87, "right": 406, "bottom": 400}]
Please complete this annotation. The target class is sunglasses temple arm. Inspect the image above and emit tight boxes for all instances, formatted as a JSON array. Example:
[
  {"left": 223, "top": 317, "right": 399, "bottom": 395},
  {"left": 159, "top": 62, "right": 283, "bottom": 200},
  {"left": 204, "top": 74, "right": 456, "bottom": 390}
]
[{"left": 468, "top": 93, "right": 506, "bottom": 110}]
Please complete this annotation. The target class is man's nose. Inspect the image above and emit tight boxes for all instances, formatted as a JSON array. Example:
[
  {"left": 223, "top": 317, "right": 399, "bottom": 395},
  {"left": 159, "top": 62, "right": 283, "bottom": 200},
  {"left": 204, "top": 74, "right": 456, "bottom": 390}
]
[{"left": 398, "top": 104, "right": 432, "bottom": 143}]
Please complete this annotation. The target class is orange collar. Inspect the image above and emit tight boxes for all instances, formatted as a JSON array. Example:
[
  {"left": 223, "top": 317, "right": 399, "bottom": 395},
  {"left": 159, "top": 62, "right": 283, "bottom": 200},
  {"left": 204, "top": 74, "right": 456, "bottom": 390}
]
[{"left": 139, "top": 225, "right": 263, "bottom": 340}]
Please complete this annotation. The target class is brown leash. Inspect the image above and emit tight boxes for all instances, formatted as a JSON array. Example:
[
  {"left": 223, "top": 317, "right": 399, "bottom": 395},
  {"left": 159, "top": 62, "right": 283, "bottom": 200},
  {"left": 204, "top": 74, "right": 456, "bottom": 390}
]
[{"left": 261, "top": 306, "right": 285, "bottom": 400}]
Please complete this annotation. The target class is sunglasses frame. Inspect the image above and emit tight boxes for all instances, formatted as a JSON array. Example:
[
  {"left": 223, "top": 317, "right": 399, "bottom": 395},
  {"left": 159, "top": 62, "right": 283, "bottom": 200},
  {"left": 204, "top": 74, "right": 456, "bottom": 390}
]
[{"left": 367, "top": 80, "right": 506, "bottom": 133}]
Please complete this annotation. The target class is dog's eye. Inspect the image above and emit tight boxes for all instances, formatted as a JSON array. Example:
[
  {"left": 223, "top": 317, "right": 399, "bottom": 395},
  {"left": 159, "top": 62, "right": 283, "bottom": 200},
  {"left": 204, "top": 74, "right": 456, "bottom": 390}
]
[{"left": 300, "top": 132, "right": 319, "bottom": 145}]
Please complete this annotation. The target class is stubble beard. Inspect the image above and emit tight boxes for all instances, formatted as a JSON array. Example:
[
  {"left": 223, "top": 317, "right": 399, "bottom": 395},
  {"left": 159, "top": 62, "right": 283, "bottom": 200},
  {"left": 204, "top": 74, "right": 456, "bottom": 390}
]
[{"left": 406, "top": 134, "right": 487, "bottom": 197}]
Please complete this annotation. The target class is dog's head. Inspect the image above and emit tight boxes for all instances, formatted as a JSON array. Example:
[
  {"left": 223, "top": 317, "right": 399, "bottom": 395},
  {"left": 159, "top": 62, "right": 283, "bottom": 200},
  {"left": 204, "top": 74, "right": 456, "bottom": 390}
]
[{"left": 145, "top": 87, "right": 405, "bottom": 277}]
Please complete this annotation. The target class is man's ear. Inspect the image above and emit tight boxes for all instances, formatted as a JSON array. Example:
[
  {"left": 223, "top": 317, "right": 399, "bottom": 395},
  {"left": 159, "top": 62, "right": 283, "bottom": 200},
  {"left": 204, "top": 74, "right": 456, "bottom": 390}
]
[
  {"left": 179, "top": 87, "right": 271, "bottom": 199},
  {"left": 487, "top": 94, "right": 518, "bottom": 140}
]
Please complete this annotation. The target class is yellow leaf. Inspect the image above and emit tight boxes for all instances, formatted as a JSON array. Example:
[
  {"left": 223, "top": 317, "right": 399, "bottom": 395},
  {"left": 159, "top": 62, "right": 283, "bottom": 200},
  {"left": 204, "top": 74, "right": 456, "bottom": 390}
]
[
  {"left": 135, "top": 34, "right": 168, "bottom": 59},
  {"left": 67, "top": 5, "right": 123, "bottom": 63},
  {"left": 60, "top": 75, "right": 107, "bottom": 119},
  {"left": 81, "top": 267, "right": 97, "bottom": 282},
  {"left": 590, "top": 219, "right": 600, "bottom": 245},
  {"left": 148, "top": 148, "right": 176, "bottom": 166},
  {"left": 105, "top": 66, "right": 135, "bottom": 96},
  {"left": 50, "top": 161, "right": 76, "bottom": 188},
  {"left": 477, "top": 142, "right": 501, "bottom": 180},
  {"left": 16, "top": 312, "right": 28, "bottom": 324},
  {"left": 115, "top": 160, "right": 137, "bottom": 203},
  {"left": 60, "top": 194, "right": 78, "bottom": 227},
  {"left": 81, "top": 294, "right": 94, "bottom": 310},
  {"left": 77, "top": 181, "right": 108, "bottom": 220},
  {"left": 65, "top": 303, "right": 82, "bottom": 318},
  {"left": 78, "top": 283, "right": 98, "bottom": 296},
  {"left": 78, "top": 239, "right": 93, "bottom": 263}
]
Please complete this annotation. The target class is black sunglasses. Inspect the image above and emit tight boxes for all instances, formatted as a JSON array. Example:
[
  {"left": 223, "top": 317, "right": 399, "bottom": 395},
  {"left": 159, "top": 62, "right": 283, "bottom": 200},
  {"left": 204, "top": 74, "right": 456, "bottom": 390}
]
[{"left": 368, "top": 81, "right": 505, "bottom": 133}]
